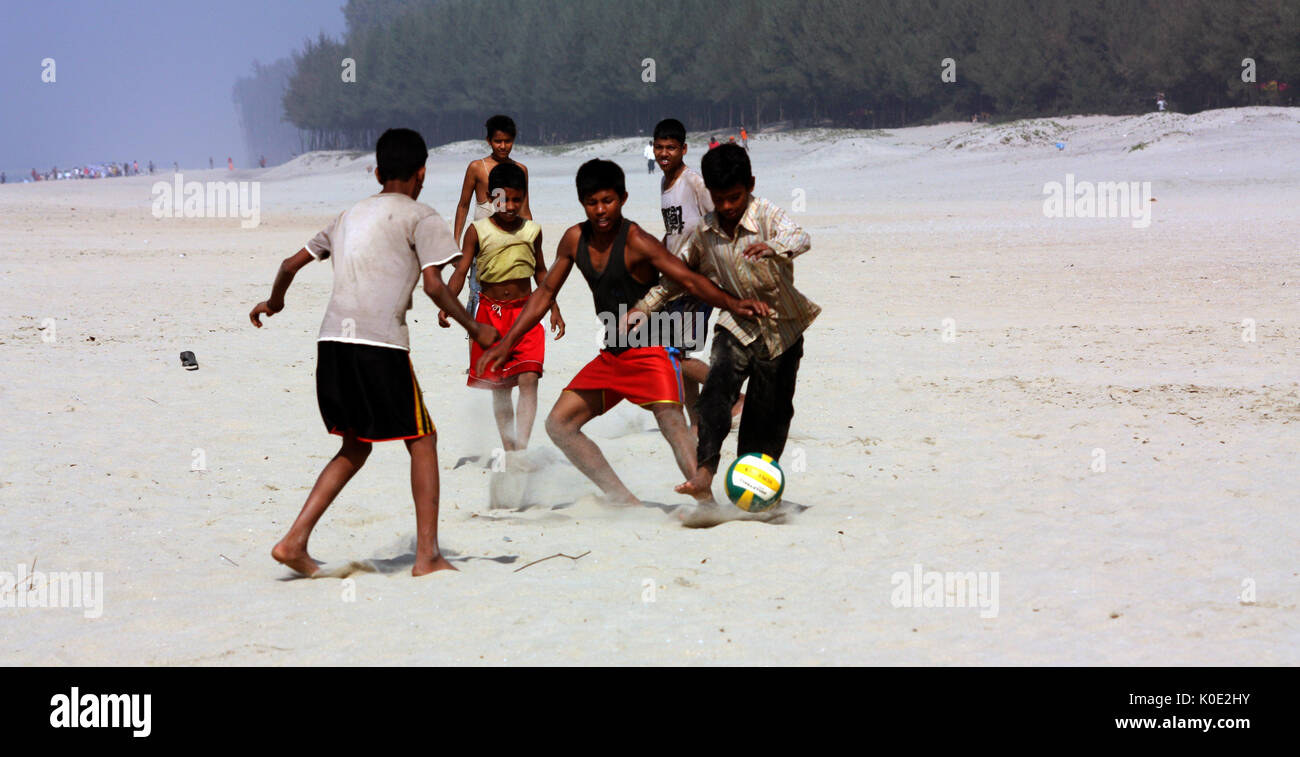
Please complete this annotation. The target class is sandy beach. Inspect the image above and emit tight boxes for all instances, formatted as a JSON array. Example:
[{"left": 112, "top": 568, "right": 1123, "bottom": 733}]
[{"left": 2, "top": 106, "right": 1297, "bottom": 665}]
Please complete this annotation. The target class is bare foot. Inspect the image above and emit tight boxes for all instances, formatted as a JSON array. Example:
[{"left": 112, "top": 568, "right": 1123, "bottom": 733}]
[
  {"left": 674, "top": 469, "right": 714, "bottom": 497},
  {"left": 271, "top": 540, "right": 320, "bottom": 577},
  {"left": 412, "top": 554, "right": 458, "bottom": 576}
]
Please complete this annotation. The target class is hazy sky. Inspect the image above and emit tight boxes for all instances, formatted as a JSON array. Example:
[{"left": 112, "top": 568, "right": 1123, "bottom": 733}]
[{"left": 1, "top": 0, "right": 347, "bottom": 176}]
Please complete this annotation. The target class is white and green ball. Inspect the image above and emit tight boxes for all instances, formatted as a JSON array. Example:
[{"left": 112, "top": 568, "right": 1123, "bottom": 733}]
[{"left": 724, "top": 453, "right": 785, "bottom": 512}]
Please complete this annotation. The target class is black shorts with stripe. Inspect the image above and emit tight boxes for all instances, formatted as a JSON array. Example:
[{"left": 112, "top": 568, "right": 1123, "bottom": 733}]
[{"left": 316, "top": 340, "right": 434, "bottom": 442}]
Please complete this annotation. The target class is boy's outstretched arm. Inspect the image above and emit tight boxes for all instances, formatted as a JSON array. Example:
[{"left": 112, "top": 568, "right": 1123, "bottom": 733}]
[
  {"left": 531, "top": 229, "right": 565, "bottom": 339},
  {"left": 249, "top": 247, "right": 315, "bottom": 327},
  {"left": 452, "top": 163, "right": 477, "bottom": 242},
  {"left": 437, "top": 225, "right": 479, "bottom": 327},
  {"left": 628, "top": 227, "right": 770, "bottom": 319},
  {"left": 423, "top": 262, "right": 496, "bottom": 347},
  {"left": 477, "top": 227, "right": 579, "bottom": 374},
  {"left": 519, "top": 163, "right": 532, "bottom": 220}
]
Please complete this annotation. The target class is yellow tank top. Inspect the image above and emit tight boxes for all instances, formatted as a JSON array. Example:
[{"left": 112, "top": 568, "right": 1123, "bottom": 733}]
[{"left": 473, "top": 218, "right": 540, "bottom": 283}]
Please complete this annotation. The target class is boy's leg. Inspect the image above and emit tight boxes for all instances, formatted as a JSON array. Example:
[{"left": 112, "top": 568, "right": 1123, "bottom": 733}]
[
  {"left": 649, "top": 402, "right": 700, "bottom": 493},
  {"left": 736, "top": 337, "right": 804, "bottom": 460},
  {"left": 406, "top": 433, "right": 456, "bottom": 576},
  {"left": 545, "top": 389, "right": 639, "bottom": 505},
  {"left": 514, "top": 372, "right": 540, "bottom": 449},
  {"left": 680, "top": 357, "right": 709, "bottom": 428},
  {"left": 272, "top": 434, "right": 372, "bottom": 575},
  {"left": 492, "top": 386, "right": 517, "bottom": 450},
  {"left": 676, "top": 329, "right": 749, "bottom": 496}
]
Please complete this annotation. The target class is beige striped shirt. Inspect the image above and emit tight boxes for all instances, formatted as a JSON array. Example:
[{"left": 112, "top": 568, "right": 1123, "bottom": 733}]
[{"left": 635, "top": 195, "right": 818, "bottom": 358}]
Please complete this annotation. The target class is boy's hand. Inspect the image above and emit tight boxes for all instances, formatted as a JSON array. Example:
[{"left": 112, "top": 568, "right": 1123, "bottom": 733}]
[
  {"left": 474, "top": 323, "right": 500, "bottom": 349},
  {"left": 617, "top": 307, "right": 648, "bottom": 337},
  {"left": 477, "top": 342, "right": 509, "bottom": 375},
  {"left": 437, "top": 309, "right": 451, "bottom": 328},
  {"left": 729, "top": 298, "right": 772, "bottom": 319},
  {"left": 549, "top": 307, "right": 566, "bottom": 340},
  {"left": 249, "top": 300, "right": 282, "bottom": 327},
  {"left": 741, "top": 242, "right": 777, "bottom": 260}
]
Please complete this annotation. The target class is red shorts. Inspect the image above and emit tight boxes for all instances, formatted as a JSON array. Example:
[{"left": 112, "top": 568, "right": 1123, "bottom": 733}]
[
  {"left": 564, "top": 347, "right": 684, "bottom": 414},
  {"left": 468, "top": 295, "right": 544, "bottom": 388}
]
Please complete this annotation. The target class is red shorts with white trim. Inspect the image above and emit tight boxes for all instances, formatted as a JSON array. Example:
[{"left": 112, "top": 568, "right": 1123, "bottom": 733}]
[
  {"left": 468, "top": 295, "right": 544, "bottom": 388},
  {"left": 564, "top": 346, "right": 684, "bottom": 414}
]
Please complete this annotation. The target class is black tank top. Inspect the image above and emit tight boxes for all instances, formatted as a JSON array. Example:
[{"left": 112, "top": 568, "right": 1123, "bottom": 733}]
[{"left": 575, "top": 219, "right": 660, "bottom": 353}]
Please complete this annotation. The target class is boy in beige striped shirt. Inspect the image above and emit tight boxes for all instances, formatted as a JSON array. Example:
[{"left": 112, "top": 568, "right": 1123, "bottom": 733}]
[{"left": 631, "top": 143, "right": 818, "bottom": 509}]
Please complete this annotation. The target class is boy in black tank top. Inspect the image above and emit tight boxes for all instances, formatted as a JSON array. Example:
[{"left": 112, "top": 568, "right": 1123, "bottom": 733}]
[{"left": 478, "top": 159, "right": 769, "bottom": 506}]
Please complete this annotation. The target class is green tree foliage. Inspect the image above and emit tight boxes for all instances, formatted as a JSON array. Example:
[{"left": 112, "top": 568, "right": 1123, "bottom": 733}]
[{"left": 271, "top": 0, "right": 1297, "bottom": 149}]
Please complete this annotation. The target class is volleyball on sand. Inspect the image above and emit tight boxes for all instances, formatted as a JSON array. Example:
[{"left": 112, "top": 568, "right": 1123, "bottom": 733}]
[{"left": 724, "top": 453, "right": 785, "bottom": 512}]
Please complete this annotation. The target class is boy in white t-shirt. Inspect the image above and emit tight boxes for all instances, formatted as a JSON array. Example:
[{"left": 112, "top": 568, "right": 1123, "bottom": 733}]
[
  {"left": 653, "top": 118, "right": 737, "bottom": 428},
  {"left": 249, "top": 128, "right": 497, "bottom": 577}
]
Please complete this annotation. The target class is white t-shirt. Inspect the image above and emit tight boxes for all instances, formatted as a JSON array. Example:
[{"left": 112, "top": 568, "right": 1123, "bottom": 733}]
[
  {"left": 660, "top": 167, "right": 713, "bottom": 256},
  {"left": 306, "top": 193, "right": 461, "bottom": 350}
]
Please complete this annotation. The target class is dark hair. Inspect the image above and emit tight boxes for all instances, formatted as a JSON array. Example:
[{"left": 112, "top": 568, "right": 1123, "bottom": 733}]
[
  {"left": 653, "top": 118, "right": 687, "bottom": 144},
  {"left": 375, "top": 128, "right": 427, "bottom": 182},
  {"left": 485, "top": 114, "right": 517, "bottom": 139},
  {"left": 700, "top": 143, "right": 751, "bottom": 191},
  {"left": 575, "top": 159, "right": 625, "bottom": 200},
  {"left": 488, "top": 162, "right": 527, "bottom": 194}
]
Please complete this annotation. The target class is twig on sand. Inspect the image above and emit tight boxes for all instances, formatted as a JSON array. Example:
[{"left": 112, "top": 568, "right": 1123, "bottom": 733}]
[
  {"left": 1, "top": 557, "right": 36, "bottom": 597},
  {"left": 513, "top": 550, "right": 591, "bottom": 573},
  {"left": 219, "top": 554, "right": 239, "bottom": 567}
]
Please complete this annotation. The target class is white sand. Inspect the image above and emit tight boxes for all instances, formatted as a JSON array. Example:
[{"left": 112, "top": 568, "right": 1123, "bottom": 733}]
[{"left": 2, "top": 107, "right": 1297, "bottom": 665}]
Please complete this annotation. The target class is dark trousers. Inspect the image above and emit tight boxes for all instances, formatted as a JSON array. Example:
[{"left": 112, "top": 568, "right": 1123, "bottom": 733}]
[{"left": 696, "top": 327, "right": 803, "bottom": 471}]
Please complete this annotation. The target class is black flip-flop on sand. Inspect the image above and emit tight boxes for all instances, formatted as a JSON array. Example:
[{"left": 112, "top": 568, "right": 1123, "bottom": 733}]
[{"left": 179, "top": 351, "right": 198, "bottom": 370}]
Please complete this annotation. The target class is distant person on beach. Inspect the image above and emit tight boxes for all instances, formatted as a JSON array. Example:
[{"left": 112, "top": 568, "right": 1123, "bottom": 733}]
[
  {"left": 630, "top": 144, "right": 818, "bottom": 516},
  {"left": 209, "top": 157, "right": 213, "bottom": 169},
  {"left": 708, "top": 136, "right": 720, "bottom": 150},
  {"left": 476, "top": 159, "right": 769, "bottom": 505},
  {"left": 260, "top": 155, "right": 267, "bottom": 168},
  {"left": 173, "top": 161, "right": 179, "bottom": 173},
  {"left": 249, "top": 128, "right": 493, "bottom": 577},
  {"left": 227, "top": 157, "right": 233, "bottom": 171},
  {"left": 644, "top": 141, "right": 655, "bottom": 173},
  {"left": 740, "top": 126, "right": 748, "bottom": 149},
  {"left": 1, "top": 171, "right": 5, "bottom": 184},
  {"left": 1156, "top": 92, "right": 1167, "bottom": 112},
  {"left": 454, "top": 114, "right": 532, "bottom": 319},
  {"left": 440, "top": 162, "right": 564, "bottom": 453},
  {"left": 148, "top": 160, "right": 154, "bottom": 175}
]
